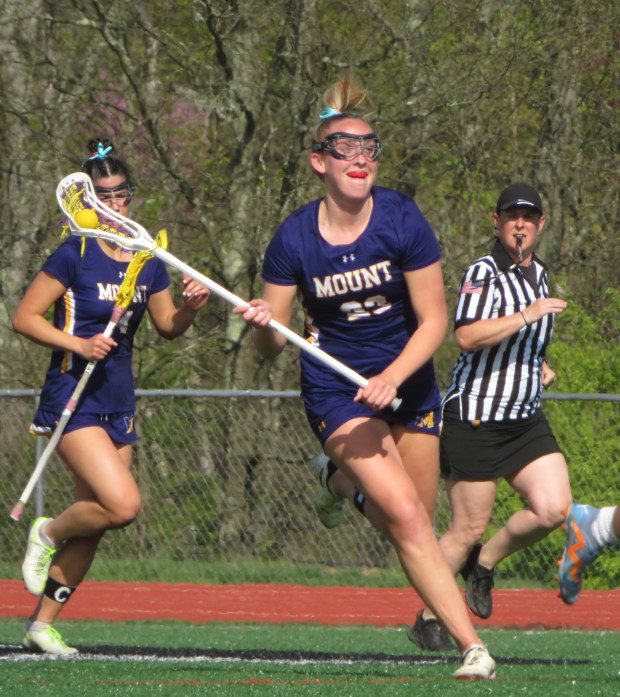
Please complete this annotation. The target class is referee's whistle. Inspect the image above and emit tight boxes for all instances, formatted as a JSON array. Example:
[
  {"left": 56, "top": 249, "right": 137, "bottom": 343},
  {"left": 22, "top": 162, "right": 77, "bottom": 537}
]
[{"left": 515, "top": 234, "right": 524, "bottom": 262}]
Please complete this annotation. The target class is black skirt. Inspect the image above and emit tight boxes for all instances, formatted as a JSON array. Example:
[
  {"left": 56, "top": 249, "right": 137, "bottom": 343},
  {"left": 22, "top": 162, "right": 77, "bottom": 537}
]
[{"left": 440, "top": 399, "right": 561, "bottom": 481}]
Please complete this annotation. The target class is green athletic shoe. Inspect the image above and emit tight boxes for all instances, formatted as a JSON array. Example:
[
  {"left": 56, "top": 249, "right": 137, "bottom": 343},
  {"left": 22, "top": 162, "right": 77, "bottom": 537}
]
[
  {"left": 22, "top": 626, "right": 78, "bottom": 656},
  {"left": 310, "top": 454, "right": 346, "bottom": 529},
  {"left": 22, "top": 517, "right": 56, "bottom": 596}
]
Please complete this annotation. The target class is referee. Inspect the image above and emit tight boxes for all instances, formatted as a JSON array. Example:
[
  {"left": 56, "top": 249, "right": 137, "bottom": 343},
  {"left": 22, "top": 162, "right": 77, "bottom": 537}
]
[{"left": 418, "top": 183, "right": 572, "bottom": 630}]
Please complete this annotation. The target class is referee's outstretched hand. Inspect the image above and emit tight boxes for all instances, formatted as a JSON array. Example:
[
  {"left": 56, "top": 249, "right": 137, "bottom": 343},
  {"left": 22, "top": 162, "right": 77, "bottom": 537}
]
[
  {"left": 542, "top": 361, "right": 557, "bottom": 388},
  {"left": 523, "top": 297, "right": 567, "bottom": 325}
]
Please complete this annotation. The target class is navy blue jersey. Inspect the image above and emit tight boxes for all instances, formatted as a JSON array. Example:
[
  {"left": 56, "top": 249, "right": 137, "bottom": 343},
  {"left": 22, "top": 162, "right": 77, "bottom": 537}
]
[
  {"left": 262, "top": 186, "right": 441, "bottom": 410},
  {"left": 37, "top": 236, "right": 170, "bottom": 414}
]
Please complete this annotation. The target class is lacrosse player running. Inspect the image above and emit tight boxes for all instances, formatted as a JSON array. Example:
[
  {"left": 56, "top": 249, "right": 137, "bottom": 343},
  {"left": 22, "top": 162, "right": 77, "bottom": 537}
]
[
  {"left": 417, "top": 183, "right": 571, "bottom": 631},
  {"left": 236, "top": 74, "right": 496, "bottom": 680},
  {"left": 12, "top": 140, "right": 209, "bottom": 655}
]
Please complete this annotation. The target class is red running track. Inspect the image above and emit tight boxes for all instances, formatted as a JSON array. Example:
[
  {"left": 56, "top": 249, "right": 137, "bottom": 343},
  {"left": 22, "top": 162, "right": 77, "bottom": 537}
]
[{"left": 1, "top": 581, "right": 618, "bottom": 630}]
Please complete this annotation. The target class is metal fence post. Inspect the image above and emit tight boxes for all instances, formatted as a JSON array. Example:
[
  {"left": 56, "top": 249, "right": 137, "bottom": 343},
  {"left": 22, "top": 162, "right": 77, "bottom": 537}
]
[{"left": 34, "top": 436, "right": 44, "bottom": 518}]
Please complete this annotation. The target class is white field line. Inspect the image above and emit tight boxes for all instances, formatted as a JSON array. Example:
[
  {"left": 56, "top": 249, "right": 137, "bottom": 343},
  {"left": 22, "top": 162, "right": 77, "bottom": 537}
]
[{"left": 0, "top": 644, "right": 445, "bottom": 666}]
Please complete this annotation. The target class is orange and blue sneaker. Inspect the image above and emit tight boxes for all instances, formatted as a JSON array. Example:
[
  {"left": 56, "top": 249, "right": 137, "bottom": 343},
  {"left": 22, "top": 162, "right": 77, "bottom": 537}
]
[{"left": 558, "top": 504, "right": 603, "bottom": 605}]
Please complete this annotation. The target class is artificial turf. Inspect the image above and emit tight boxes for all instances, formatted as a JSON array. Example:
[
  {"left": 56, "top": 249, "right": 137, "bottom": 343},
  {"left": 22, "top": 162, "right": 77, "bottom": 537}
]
[{"left": 0, "top": 618, "right": 617, "bottom": 696}]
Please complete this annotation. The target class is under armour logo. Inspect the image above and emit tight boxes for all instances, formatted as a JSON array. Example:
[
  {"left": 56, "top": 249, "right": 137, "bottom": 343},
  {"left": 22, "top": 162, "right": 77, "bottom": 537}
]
[{"left": 342, "top": 254, "right": 355, "bottom": 263}]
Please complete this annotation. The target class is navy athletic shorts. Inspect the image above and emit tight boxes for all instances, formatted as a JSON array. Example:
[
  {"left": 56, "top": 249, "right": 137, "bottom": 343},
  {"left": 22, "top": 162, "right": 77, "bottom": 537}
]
[
  {"left": 30, "top": 408, "right": 138, "bottom": 445},
  {"left": 303, "top": 389, "right": 440, "bottom": 446}
]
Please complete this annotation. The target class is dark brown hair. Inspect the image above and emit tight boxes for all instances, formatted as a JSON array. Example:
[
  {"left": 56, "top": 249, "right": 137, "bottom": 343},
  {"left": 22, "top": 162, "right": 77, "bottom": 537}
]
[{"left": 81, "top": 139, "right": 134, "bottom": 186}]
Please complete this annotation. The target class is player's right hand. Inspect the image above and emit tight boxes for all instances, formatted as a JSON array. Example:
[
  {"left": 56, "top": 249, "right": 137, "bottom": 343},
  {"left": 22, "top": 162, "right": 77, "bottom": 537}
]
[
  {"left": 233, "top": 299, "right": 273, "bottom": 327},
  {"left": 354, "top": 374, "right": 399, "bottom": 411},
  {"left": 78, "top": 334, "right": 117, "bottom": 360}
]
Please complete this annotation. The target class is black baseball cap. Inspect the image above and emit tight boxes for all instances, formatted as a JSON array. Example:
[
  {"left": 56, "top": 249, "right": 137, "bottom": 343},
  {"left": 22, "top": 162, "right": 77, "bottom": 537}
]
[{"left": 496, "top": 183, "right": 543, "bottom": 215}]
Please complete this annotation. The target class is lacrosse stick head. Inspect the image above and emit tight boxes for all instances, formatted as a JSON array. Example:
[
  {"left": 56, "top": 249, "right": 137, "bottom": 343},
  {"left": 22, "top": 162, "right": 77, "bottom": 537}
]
[{"left": 56, "top": 172, "right": 155, "bottom": 253}]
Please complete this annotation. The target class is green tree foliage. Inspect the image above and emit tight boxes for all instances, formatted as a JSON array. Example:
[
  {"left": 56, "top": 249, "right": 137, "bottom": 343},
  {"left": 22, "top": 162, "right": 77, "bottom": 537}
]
[
  {"left": 1, "top": 0, "right": 616, "bottom": 392},
  {"left": 1, "top": 1, "right": 616, "bottom": 588}
]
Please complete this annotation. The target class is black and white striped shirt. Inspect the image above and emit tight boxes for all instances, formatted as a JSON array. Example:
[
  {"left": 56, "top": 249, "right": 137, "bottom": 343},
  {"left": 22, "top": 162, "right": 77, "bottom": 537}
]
[{"left": 444, "top": 241, "right": 554, "bottom": 422}]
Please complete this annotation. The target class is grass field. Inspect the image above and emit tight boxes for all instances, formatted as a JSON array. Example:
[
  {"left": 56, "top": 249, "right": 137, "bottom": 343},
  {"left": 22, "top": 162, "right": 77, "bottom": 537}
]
[
  {"left": 0, "top": 557, "right": 562, "bottom": 587},
  {"left": 1, "top": 618, "right": 618, "bottom": 696}
]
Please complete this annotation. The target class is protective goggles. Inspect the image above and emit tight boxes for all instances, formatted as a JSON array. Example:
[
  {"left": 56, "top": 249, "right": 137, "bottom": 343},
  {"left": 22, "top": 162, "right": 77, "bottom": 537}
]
[
  {"left": 312, "top": 132, "right": 382, "bottom": 162},
  {"left": 94, "top": 182, "right": 135, "bottom": 205}
]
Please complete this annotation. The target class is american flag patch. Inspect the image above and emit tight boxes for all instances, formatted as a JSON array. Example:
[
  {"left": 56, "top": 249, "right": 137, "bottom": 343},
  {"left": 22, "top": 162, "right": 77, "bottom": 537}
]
[{"left": 461, "top": 279, "right": 483, "bottom": 294}]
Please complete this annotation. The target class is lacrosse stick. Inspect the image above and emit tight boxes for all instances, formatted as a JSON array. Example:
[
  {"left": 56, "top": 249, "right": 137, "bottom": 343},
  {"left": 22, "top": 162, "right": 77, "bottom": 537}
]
[
  {"left": 55, "top": 172, "right": 402, "bottom": 411},
  {"left": 9, "top": 235, "right": 163, "bottom": 522}
]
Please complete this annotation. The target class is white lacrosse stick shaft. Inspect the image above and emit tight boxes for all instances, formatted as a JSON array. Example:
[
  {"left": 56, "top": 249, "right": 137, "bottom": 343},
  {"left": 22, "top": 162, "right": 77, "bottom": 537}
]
[
  {"left": 153, "top": 247, "right": 401, "bottom": 409},
  {"left": 10, "top": 306, "right": 127, "bottom": 521},
  {"left": 55, "top": 172, "right": 402, "bottom": 411}
]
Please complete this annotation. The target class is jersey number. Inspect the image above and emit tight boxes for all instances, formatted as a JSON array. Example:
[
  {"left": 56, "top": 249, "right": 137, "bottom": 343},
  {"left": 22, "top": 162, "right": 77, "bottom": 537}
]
[{"left": 340, "top": 295, "right": 391, "bottom": 322}]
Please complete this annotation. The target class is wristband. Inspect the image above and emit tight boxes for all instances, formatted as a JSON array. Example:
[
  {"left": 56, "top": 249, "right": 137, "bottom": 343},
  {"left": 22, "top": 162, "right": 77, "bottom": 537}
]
[{"left": 519, "top": 311, "right": 529, "bottom": 327}]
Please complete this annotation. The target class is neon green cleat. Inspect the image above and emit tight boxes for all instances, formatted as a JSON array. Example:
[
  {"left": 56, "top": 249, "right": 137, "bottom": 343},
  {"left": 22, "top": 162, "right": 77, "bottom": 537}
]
[
  {"left": 22, "top": 517, "right": 56, "bottom": 596},
  {"left": 22, "top": 626, "right": 78, "bottom": 656}
]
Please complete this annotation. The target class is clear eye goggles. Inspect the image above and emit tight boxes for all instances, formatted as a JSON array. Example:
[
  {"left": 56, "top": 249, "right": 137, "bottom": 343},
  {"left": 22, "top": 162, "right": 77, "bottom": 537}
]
[
  {"left": 312, "top": 132, "right": 382, "bottom": 162},
  {"left": 94, "top": 182, "right": 135, "bottom": 205}
]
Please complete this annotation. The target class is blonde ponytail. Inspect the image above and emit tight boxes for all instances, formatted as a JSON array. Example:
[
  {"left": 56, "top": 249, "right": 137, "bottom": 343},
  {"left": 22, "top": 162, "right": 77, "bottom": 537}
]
[
  {"left": 322, "top": 72, "right": 370, "bottom": 114},
  {"left": 313, "top": 73, "right": 374, "bottom": 142}
]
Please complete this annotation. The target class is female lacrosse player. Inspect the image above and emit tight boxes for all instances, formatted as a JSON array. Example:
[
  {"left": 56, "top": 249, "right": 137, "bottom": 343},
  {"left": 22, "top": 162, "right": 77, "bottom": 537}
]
[
  {"left": 420, "top": 183, "right": 571, "bottom": 625},
  {"left": 12, "top": 139, "right": 209, "bottom": 655},
  {"left": 236, "top": 75, "right": 496, "bottom": 680}
]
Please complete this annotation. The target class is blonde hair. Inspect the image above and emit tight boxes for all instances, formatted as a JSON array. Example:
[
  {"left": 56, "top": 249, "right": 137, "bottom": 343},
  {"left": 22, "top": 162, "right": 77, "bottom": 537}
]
[{"left": 312, "top": 73, "right": 374, "bottom": 142}]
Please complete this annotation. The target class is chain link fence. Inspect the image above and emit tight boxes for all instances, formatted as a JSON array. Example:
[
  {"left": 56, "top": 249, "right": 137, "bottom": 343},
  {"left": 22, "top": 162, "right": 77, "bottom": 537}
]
[{"left": 1, "top": 390, "right": 618, "bottom": 589}]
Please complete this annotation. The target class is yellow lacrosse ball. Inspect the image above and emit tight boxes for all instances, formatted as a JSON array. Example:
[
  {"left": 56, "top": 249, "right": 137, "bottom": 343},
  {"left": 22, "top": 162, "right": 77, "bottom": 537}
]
[{"left": 75, "top": 209, "right": 99, "bottom": 229}]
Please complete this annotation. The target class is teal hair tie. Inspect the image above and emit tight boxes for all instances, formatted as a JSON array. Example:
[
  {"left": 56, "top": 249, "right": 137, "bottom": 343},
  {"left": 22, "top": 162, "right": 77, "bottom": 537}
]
[
  {"left": 88, "top": 143, "right": 113, "bottom": 161},
  {"left": 320, "top": 106, "right": 341, "bottom": 120}
]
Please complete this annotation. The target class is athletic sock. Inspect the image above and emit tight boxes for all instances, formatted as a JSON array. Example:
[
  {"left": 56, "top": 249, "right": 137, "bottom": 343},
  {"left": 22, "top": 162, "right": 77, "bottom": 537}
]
[
  {"left": 353, "top": 490, "right": 366, "bottom": 515},
  {"left": 26, "top": 621, "right": 51, "bottom": 633},
  {"left": 324, "top": 459, "right": 339, "bottom": 497},
  {"left": 461, "top": 643, "right": 485, "bottom": 658},
  {"left": 592, "top": 506, "right": 620, "bottom": 547},
  {"left": 39, "top": 523, "right": 56, "bottom": 549}
]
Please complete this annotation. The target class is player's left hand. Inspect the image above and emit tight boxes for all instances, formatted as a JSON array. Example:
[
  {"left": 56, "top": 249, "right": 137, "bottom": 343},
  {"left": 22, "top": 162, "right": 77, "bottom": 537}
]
[
  {"left": 233, "top": 299, "right": 273, "bottom": 327},
  {"left": 354, "top": 374, "right": 399, "bottom": 411},
  {"left": 181, "top": 275, "right": 210, "bottom": 311},
  {"left": 541, "top": 361, "right": 556, "bottom": 388}
]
